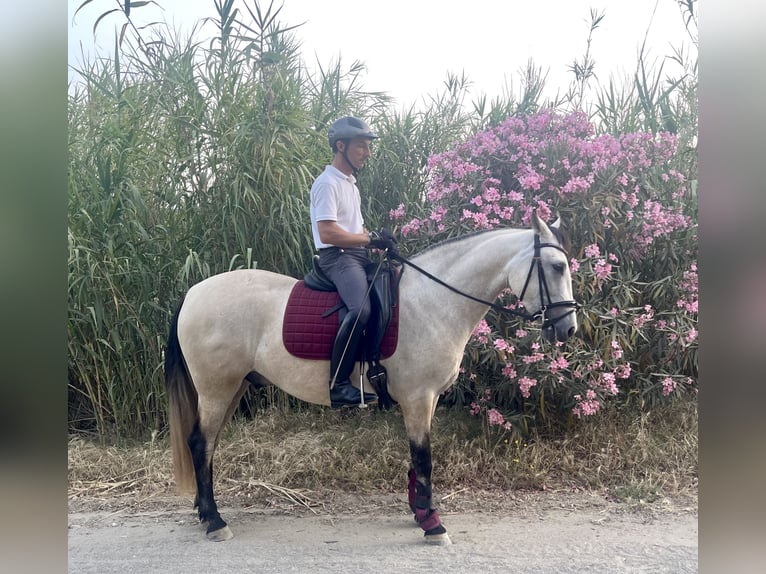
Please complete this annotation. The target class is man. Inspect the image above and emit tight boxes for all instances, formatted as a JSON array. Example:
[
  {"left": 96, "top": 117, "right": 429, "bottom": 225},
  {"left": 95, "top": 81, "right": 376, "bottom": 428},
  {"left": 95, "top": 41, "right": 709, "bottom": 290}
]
[{"left": 310, "top": 116, "right": 397, "bottom": 408}]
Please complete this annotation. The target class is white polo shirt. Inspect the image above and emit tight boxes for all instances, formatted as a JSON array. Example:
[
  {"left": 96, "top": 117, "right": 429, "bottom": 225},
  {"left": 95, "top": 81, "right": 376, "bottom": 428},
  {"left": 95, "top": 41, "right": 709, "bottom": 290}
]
[{"left": 309, "top": 165, "right": 365, "bottom": 249}]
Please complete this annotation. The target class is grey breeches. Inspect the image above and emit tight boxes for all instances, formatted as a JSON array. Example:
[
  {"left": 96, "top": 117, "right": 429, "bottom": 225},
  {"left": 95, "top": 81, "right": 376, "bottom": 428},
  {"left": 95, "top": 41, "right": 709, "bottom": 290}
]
[{"left": 317, "top": 247, "right": 372, "bottom": 324}]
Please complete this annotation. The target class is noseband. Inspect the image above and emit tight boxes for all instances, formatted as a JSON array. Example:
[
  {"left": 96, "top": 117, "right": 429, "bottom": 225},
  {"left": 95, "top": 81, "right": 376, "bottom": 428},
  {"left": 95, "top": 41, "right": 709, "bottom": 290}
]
[{"left": 390, "top": 234, "right": 580, "bottom": 329}]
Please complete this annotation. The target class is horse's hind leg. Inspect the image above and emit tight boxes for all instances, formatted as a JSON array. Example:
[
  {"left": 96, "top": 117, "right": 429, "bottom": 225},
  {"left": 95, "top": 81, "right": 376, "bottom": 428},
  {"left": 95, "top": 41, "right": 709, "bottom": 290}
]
[
  {"left": 189, "top": 378, "right": 248, "bottom": 541},
  {"left": 402, "top": 395, "right": 451, "bottom": 545}
]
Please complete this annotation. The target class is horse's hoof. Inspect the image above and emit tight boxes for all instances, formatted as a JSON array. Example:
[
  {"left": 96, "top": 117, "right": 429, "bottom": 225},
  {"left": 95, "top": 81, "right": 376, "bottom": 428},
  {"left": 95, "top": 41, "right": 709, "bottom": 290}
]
[
  {"left": 424, "top": 532, "right": 452, "bottom": 545},
  {"left": 207, "top": 525, "right": 234, "bottom": 541}
]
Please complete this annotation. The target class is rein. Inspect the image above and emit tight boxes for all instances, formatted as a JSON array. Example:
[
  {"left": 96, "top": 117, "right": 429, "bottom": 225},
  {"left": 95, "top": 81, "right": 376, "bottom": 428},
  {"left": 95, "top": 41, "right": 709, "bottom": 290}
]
[{"left": 388, "top": 234, "right": 580, "bottom": 329}]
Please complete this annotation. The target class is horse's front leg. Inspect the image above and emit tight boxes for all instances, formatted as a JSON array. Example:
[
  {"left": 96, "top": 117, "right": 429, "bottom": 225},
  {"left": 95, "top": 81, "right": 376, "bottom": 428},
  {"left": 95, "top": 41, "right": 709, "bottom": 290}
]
[{"left": 404, "top": 400, "right": 452, "bottom": 545}]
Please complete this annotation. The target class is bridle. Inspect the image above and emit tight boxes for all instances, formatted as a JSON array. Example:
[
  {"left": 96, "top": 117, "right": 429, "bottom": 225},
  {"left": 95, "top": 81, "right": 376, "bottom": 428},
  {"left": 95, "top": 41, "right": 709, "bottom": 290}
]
[
  {"left": 516, "top": 234, "right": 580, "bottom": 330},
  {"left": 389, "top": 233, "right": 580, "bottom": 331}
]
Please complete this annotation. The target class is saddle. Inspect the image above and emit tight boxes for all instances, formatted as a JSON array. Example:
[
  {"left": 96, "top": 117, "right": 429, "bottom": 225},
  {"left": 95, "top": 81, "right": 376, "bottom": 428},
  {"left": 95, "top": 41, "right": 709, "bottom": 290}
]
[{"left": 282, "top": 256, "right": 402, "bottom": 409}]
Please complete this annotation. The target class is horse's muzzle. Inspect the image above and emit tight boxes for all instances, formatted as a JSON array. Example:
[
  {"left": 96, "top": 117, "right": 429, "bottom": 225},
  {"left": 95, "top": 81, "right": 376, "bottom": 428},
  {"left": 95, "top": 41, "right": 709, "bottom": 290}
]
[
  {"left": 541, "top": 305, "right": 578, "bottom": 343},
  {"left": 542, "top": 323, "right": 576, "bottom": 343}
]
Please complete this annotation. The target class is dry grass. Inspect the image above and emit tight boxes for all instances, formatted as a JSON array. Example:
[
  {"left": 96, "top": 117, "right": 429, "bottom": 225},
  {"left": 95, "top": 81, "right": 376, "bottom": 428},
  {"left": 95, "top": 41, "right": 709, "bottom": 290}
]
[{"left": 68, "top": 400, "right": 697, "bottom": 510}]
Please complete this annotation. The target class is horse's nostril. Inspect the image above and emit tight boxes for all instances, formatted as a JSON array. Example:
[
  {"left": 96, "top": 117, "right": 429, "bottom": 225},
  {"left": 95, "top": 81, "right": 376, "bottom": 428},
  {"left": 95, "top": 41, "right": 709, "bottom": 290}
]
[{"left": 568, "top": 326, "right": 576, "bottom": 338}]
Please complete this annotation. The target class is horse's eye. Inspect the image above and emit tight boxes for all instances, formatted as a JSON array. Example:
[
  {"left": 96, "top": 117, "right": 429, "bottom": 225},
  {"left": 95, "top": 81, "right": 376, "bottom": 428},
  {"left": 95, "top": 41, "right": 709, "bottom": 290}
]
[{"left": 552, "top": 263, "right": 566, "bottom": 274}]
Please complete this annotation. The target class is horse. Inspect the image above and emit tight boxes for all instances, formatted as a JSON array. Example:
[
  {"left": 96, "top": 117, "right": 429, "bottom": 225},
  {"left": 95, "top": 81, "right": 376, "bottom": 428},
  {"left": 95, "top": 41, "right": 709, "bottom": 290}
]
[{"left": 164, "top": 212, "right": 579, "bottom": 544}]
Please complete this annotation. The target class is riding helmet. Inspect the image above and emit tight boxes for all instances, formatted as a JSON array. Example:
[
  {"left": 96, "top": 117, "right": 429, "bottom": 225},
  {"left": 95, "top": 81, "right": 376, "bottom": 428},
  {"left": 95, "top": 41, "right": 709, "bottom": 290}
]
[{"left": 328, "top": 116, "right": 378, "bottom": 151}]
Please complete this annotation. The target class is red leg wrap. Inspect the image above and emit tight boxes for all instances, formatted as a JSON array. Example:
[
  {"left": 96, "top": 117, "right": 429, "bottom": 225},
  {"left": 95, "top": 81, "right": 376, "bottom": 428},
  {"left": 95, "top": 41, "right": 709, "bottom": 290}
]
[{"left": 415, "top": 508, "right": 442, "bottom": 532}]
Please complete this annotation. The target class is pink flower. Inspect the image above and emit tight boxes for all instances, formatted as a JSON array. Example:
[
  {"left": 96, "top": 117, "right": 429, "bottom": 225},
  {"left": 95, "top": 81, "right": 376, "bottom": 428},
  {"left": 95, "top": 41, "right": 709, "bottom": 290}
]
[
  {"left": 389, "top": 203, "right": 406, "bottom": 220},
  {"left": 400, "top": 218, "right": 422, "bottom": 237},
  {"left": 518, "top": 376, "right": 537, "bottom": 398},
  {"left": 493, "top": 338, "right": 514, "bottom": 353},
  {"left": 534, "top": 200, "right": 552, "bottom": 221},
  {"left": 549, "top": 356, "right": 569, "bottom": 374},
  {"left": 518, "top": 170, "right": 544, "bottom": 191},
  {"left": 522, "top": 351, "right": 545, "bottom": 364},
  {"left": 570, "top": 258, "right": 580, "bottom": 273},
  {"left": 471, "top": 320, "right": 491, "bottom": 344},
  {"left": 633, "top": 305, "right": 654, "bottom": 329},
  {"left": 429, "top": 206, "right": 447, "bottom": 223},
  {"left": 618, "top": 173, "right": 629, "bottom": 186},
  {"left": 593, "top": 372, "right": 618, "bottom": 395},
  {"left": 614, "top": 364, "right": 631, "bottom": 379},
  {"left": 594, "top": 259, "right": 612, "bottom": 282},
  {"left": 502, "top": 364, "right": 517, "bottom": 379},
  {"left": 584, "top": 243, "right": 601, "bottom": 258},
  {"left": 661, "top": 377, "right": 677, "bottom": 396},
  {"left": 562, "top": 175, "right": 591, "bottom": 194},
  {"left": 487, "top": 408, "right": 506, "bottom": 426},
  {"left": 572, "top": 389, "right": 601, "bottom": 418}
]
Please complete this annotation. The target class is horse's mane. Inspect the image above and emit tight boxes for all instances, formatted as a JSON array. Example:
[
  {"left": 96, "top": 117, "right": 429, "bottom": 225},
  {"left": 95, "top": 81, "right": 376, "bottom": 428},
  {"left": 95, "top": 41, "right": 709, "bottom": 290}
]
[
  {"left": 414, "top": 228, "right": 500, "bottom": 256},
  {"left": 412, "top": 223, "right": 571, "bottom": 257}
]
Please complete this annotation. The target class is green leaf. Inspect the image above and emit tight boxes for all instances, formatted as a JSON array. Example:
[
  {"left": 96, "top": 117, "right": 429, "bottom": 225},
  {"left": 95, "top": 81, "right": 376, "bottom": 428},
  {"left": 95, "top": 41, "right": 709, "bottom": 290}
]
[
  {"left": 93, "top": 8, "right": 121, "bottom": 36},
  {"left": 119, "top": 22, "right": 129, "bottom": 47},
  {"left": 73, "top": 0, "right": 97, "bottom": 19}
]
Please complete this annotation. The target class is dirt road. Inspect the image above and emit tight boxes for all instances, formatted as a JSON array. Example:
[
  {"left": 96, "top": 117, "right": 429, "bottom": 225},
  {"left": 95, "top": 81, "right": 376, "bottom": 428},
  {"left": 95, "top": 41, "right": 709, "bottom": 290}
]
[{"left": 68, "top": 491, "right": 697, "bottom": 573}]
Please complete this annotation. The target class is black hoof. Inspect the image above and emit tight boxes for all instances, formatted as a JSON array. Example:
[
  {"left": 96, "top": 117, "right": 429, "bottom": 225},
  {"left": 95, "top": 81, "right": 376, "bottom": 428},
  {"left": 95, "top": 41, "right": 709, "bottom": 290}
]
[
  {"left": 204, "top": 515, "right": 228, "bottom": 535},
  {"left": 425, "top": 524, "right": 447, "bottom": 536},
  {"left": 207, "top": 525, "right": 233, "bottom": 541}
]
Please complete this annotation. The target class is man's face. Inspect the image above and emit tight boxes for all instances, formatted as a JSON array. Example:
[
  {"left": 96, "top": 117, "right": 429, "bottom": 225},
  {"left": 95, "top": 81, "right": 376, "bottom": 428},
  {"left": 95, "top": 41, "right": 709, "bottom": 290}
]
[{"left": 341, "top": 137, "right": 373, "bottom": 170}]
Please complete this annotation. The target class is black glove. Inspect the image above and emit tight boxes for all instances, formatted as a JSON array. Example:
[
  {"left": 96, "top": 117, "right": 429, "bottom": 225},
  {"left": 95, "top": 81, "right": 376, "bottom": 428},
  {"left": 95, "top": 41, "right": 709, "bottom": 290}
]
[{"left": 368, "top": 228, "right": 398, "bottom": 254}]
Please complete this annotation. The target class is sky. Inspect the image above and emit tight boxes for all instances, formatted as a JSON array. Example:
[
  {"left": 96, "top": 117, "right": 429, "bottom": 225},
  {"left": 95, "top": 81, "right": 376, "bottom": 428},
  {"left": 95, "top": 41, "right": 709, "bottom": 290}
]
[{"left": 67, "top": 0, "right": 696, "bottom": 108}]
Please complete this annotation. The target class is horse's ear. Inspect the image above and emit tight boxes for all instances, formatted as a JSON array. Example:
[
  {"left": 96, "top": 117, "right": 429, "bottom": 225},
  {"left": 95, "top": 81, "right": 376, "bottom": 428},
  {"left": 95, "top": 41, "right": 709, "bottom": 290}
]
[
  {"left": 530, "top": 210, "right": 551, "bottom": 236},
  {"left": 550, "top": 215, "right": 561, "bottom": 229}
]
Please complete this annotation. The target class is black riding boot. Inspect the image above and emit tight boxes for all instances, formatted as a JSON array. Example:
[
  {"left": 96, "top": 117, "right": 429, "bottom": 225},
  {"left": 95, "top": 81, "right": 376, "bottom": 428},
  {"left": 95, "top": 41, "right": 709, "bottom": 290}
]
[{"left": 329, "top": 313, "right": 377, "bottom": 408}]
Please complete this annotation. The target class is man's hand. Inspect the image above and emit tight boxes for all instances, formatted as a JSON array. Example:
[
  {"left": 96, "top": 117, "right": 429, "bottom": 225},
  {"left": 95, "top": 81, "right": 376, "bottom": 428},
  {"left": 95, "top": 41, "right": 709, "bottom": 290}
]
[{"left": 368, "top": 228, "right": 398, "bottom": 254}]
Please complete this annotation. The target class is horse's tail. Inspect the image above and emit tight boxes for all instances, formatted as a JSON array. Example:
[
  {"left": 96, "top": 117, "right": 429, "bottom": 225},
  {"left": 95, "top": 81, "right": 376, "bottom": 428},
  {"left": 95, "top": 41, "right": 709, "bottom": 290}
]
[{"left": 165, "top": 297, "right": 197, "bottom": 494}]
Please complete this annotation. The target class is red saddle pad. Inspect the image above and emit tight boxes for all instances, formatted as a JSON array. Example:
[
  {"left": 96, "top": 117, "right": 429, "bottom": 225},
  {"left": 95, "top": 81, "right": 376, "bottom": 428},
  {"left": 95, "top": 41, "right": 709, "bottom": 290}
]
[{"left": 282, "top": 281, "right": 399, "bottom": 360}]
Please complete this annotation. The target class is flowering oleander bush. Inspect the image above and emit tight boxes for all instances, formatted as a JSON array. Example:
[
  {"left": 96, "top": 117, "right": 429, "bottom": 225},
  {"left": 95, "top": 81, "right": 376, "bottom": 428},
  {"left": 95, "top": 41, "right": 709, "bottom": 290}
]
[{"left": 390, "top": 110, "right": 697, "bottom": 431}]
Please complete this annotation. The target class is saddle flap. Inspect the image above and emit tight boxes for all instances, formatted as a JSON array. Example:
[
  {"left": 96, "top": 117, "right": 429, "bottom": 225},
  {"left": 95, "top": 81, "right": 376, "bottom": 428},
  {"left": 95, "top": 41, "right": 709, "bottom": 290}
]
[{"left": 364, "top": 259, "right": 402, "bottom": 361}]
